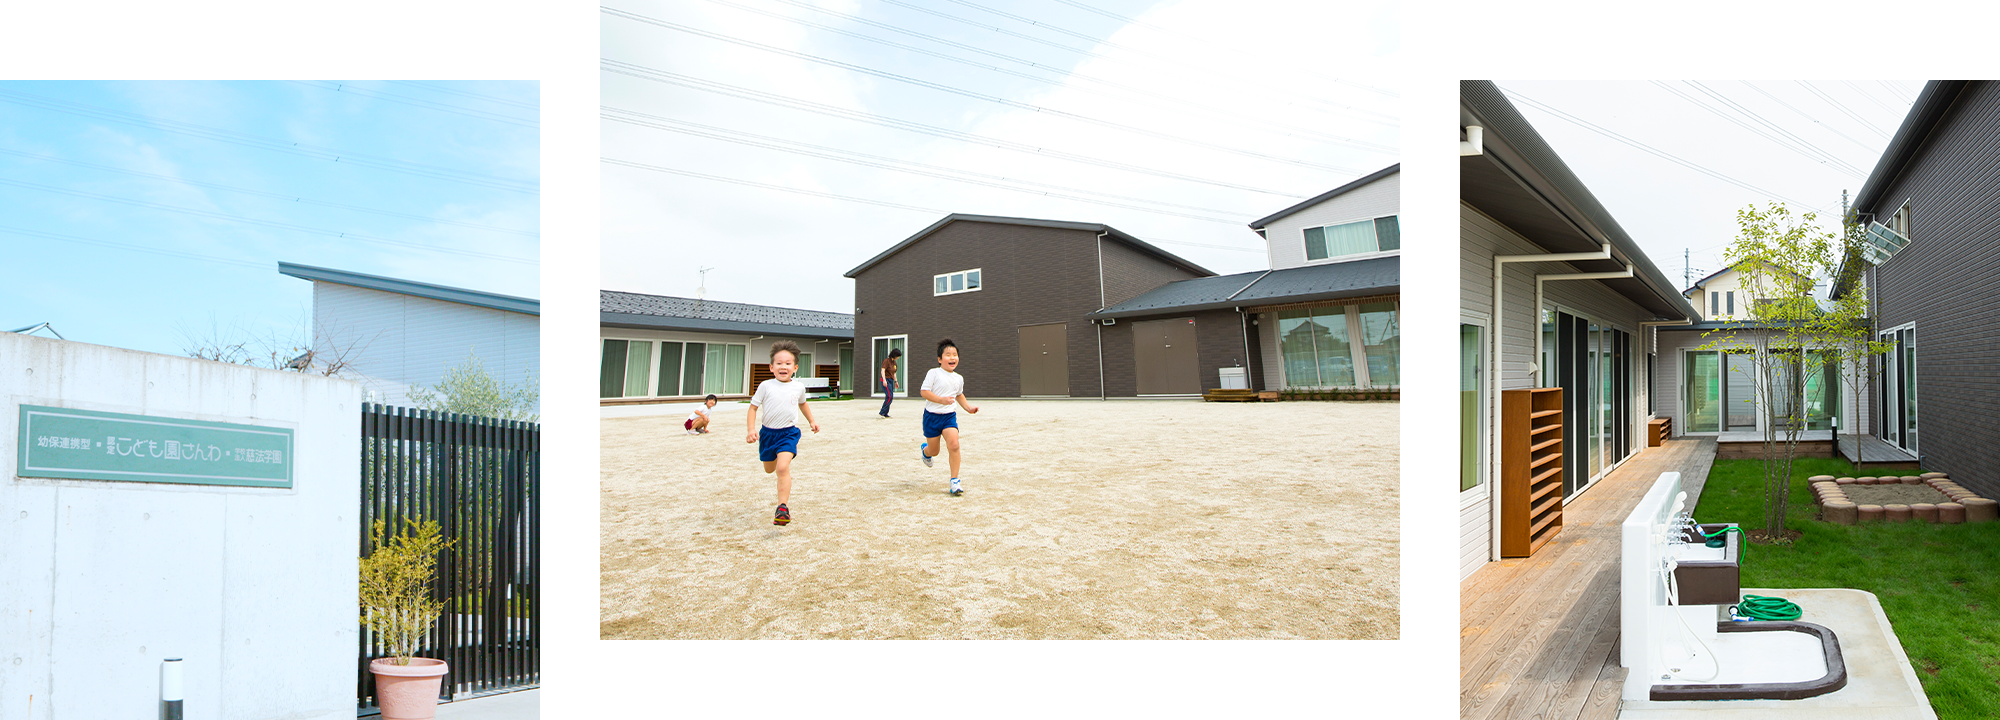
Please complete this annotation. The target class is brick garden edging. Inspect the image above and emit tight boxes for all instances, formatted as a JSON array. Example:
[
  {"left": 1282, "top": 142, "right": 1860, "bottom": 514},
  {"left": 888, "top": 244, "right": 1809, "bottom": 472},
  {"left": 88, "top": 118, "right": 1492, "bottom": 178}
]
[{"left": 1813, "top": 472, "right": 2000, "bottom": 525}]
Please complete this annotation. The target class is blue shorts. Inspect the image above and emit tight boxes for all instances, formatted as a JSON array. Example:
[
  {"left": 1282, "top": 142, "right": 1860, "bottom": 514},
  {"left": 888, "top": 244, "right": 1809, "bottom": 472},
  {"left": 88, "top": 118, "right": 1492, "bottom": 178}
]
[
  {"left": 758, "top": 426, "right": 801, "bottom": 462},
  {"left": 921, "top": 411, "right": 958, "bottom": 440}
]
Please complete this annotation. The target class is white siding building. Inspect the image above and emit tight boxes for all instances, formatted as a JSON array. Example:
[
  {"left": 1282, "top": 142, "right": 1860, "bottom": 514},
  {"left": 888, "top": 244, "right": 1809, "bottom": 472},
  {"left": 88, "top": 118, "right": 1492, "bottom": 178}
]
[{"left": 280, "top": 263, "right": 539, "bottom": 412}]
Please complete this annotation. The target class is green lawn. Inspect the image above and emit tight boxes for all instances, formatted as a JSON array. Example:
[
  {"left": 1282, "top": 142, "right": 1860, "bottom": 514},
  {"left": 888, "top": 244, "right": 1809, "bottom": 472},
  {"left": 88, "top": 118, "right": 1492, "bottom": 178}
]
[{"left": 1694, "top": 458, "right": 2000, "bottom": 718}]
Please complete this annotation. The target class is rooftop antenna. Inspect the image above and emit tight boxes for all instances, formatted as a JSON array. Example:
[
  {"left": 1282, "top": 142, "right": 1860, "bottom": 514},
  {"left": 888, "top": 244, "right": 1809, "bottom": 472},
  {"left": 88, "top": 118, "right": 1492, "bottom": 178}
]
[
  {"left": 8, "top": 322, "right": 64, "bottom": 340},
  {"left": 696, "top": 266, "right": 715, "bottom": 301}
]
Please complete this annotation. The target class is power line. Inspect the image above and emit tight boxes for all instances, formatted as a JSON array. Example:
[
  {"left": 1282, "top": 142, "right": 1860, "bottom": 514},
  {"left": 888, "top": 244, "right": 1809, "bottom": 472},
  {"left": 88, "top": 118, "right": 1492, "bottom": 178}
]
[
  {"left": 1503, "top": 89, "right": 1817, "bottom": 209},
  {"left": 692, "top": 0, "right": 1392, "bottom": 143},
  {"left": 873, "top": 0, "right": 1384, "bottom": 119},
  {"left": 1796, "top": 81, "right": 1893, "bottom": 140},
  {"left": 0, "top": 88, "right": 539, "bottom": 195},
  {"left": 600, "top": 158, "right": 1264, "bottom": 253},
  {"left": 0, "top": 177, "right": 536, "bottom": 264},
  {"left": 603, "top": 108, "right": 1252, "bottom": 223},
  {"left": 1840, "top": 80, "right": 1894, "bottom": 113},
  {"left": 1739, "top": 81, "right": 1881, "bottom": 154},
  {"left": 289, "top": 81, "right": 537, "bottom": 129},
  {"left": 1049, "top": 0, "right": 1398, "bottom": 99},
  {"left": 601, "top": 59, "right": 1313, "bottom": 198},
  {"left": 0, "top": 148, "right": 538, "bottom": 237},
  {"left": 388, "top": 81, "right": 540, "bottom": 112},
  {"left": 600, "top": 8, "right": 1388, "bottom": 166},
  {"left": 1676, "top": 81, "right": 1866, "bottom": 178},
  {"left": 1650, "top": 81, "right": 1856, "bottom": 177},
  {"left": 0, "top": 224, "right": 271, "bottom": 271}
]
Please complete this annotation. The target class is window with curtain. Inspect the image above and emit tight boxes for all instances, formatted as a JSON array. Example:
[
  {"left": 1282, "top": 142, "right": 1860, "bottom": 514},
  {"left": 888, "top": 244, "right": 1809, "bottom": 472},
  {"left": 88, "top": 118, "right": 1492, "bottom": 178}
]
[
  {"left": 601, "top": 339, "right": 629, "bottom": 399},
  {"left": 1278, "top": 308, "right": 1319, "bottom": 387},
  {"left": 1303, "top": 215, "right": 1398, "bottom": 261},
  {"left": 1461, "top": 323, "right": 1483, "bottom": 492},
  {"left": 1311, "top": 306, "right": 1355, "bottom": 387}
]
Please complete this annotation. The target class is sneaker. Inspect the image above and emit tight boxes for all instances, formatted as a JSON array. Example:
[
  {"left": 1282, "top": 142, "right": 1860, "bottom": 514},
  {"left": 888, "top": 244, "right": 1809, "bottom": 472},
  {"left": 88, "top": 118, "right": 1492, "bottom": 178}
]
[
  {"left": 948, "top": 484, "right": 964, "bottom": 497},
  {"left": 919, "top": 443, "right": 933, "bottom": 468},
  {"left": 774, "top": 504, "right": 790, "bottom": 526},
  {"left": 688, "top": 429, "right": 700, "bottom": 435}
]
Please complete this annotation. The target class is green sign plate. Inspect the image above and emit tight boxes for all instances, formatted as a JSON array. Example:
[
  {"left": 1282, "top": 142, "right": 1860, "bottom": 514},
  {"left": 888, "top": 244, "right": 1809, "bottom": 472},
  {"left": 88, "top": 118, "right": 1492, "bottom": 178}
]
[{"left": 17, "top": 404, "right": 293, "bottom": 488}]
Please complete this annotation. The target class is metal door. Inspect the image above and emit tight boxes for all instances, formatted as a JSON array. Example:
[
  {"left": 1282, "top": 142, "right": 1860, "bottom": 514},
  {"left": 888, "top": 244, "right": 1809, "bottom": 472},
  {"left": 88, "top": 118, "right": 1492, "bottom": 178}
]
[
  {"left": 1018, "top": 322, "right": 1068, "bottom": 396},
  {"left": 1134, "top": 318, "right": 1201, "bottom": 395}
]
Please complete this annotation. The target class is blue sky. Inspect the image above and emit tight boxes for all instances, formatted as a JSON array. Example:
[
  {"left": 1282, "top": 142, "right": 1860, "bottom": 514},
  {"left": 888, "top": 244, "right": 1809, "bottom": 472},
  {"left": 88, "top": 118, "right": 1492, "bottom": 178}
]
[
  {"left": 601, "top": 0, "right": 1398, "bottom": 312},
  {"left": 0, "top": 80, "right": 539, "bottom": 358}
]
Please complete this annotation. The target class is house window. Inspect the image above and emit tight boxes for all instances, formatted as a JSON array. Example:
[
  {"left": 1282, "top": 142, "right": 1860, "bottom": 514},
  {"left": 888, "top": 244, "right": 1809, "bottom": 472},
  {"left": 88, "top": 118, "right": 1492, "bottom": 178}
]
[
  {"left": 1303, "top": 215, "right": 1398, "bottom": 261},
  {"left": 934, "top": 268, "right": 982, "bottom": 296},
  {"left": 1461, "top": 322, "right": 1484, "bottom": 492},
  {"left": 1891, "top": 203, "right": 1911, "bottom": 238},
  {"left": 1710, "top": 292, "right": 1718, "bottom": 317},
  {"left": 1276, "top": 301, "right": 1400, "bottom": 388},
  {"left": 1726, "top": 291, "right": 1735, "bottom": 316}
]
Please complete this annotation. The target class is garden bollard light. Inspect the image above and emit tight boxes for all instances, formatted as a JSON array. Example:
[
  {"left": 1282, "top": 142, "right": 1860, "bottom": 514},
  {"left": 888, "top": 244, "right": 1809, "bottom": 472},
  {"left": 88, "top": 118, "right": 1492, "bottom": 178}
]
[{"left": 161, "top": 658, "right": 183, "bottom": 720}]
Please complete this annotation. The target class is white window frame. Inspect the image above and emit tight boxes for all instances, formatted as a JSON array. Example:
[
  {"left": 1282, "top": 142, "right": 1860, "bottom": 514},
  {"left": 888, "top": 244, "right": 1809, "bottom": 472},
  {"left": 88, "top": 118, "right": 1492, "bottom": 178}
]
[
  {"left": 601, "top": 336, "right": 750, "bottom": 398},
  {"left": 872, "top": 334, "right": 912, "bottom": 397},
  {"left": 933, "top": 268, "right": 983, "bottom": 296},
  {"left": 1302, "top": 214, "right": 1400, "bottom": 264}
]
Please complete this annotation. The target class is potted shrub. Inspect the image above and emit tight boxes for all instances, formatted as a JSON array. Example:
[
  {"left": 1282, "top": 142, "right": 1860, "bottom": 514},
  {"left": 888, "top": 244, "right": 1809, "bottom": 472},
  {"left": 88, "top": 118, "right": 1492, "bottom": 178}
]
[{"left": 361, "top": 519, "right": 453, "bottom": 720}]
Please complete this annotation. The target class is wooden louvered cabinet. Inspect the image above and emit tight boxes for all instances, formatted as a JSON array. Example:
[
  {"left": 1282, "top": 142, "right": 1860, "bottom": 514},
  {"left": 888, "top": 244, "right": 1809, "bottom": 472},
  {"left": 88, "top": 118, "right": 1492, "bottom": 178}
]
[{"left": 1502, "top": 388, "right": 1564, "bottom": 558}]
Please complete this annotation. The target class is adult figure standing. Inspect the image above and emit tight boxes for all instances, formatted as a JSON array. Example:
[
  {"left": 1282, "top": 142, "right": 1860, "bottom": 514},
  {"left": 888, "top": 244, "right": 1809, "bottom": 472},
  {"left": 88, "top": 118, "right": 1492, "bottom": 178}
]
[{"left": 879, "top": 347, "right": 902, "bottom": 418}]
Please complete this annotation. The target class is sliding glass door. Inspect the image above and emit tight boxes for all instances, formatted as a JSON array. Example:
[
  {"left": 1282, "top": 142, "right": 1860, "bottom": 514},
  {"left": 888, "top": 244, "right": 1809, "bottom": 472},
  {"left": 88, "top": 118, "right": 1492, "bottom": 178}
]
[
  {"left": 1549, "top": 307, "right": 1634, "bottom": 498},
  {"left": 1881, "top": 327, "right": 1917, "bottom": 453}
]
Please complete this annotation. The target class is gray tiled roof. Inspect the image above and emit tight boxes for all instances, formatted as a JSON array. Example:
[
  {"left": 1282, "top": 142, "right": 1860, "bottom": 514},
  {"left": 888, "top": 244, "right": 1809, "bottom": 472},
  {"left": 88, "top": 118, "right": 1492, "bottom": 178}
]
[
  {"left": 1091, "top": 257, "right": 1399, "bottom": 318},
  {"left": 601, "top": 291, "right": 853, "bottom": 339},
  {"left": 1248, "top": 164, "right": 1400, "bottom": 230}
]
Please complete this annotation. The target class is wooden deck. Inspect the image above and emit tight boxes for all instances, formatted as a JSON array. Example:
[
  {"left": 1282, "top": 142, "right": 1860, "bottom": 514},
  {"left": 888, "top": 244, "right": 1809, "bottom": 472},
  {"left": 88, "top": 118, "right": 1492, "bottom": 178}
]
[
  {"left": 1837, "top": 433, "right": 1921, "bottom": 472},
  {"left": 1460, "top": 437, "right": 1718, "bottom": 720}
]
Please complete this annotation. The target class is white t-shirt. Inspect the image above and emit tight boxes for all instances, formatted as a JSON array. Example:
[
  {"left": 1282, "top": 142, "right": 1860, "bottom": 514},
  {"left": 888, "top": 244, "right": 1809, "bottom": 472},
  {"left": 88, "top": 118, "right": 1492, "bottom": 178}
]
[
  {"left": 749, "top": 379, "right": 808, "bottom": 428},
  {"left": 687, "top": 406, "right": 710, "bottom": 423},
  {"left": 921, "top": 367, "right": 964, "bottom": 414}
]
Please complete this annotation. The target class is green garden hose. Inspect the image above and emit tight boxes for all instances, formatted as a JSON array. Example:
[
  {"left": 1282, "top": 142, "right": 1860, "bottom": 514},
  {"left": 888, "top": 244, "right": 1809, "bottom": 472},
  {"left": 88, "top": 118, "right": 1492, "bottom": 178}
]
[
  {"left": 1698, "top": 525, "right": 1743, "bottom": 549},
  {"left": 1737, "top": 594, "right": 1802, "bottom": 621}
]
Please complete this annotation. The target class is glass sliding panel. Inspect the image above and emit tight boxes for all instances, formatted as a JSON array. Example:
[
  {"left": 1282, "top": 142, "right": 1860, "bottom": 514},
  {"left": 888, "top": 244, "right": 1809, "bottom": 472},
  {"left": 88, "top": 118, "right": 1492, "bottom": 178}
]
[
  {"left": 601, "top": 339, "right": 629, "bottom": 399},
  {"left": 935, "top": 277, "right": 948, "bottom": 294},
  {"left": 797, "top": 352, "right": 813, "bottom": 378},
  {"left": 1588, "top": 322, "right": 1603, "bottom": 479},
  {"left": 1358, "top": 302, "right": 1399, "bottom": 387},
  {"left": 1278, "top": 308, "right": 1319, "bottom": 387},
  {"left": 840, "top": 347, "right": 854, "bottom": 393},
  {"left": 1804, "top": 352, "right": 1834, "bottom": 430},
  {"left": 1901, "top": 329, "right": 1917, "bottom": 451},
  {"left": 1312, "top": 306, "right": 1355, "bottom": 387},
  {"left": 951, "top": 274, "right": 964, "bottom": 292},
  {"left": 1767, "top": 353, "right": 1797, "bottom": 430},
  {"left": 703, "top": 344, "right": 727, "bottom": 396},
  {"left": 1461, "top": 324, "right": 1483, "bottom": 491},
  {"left": 1320, "top": 220, "right": 1377, "bottom": 257},
  {"left": 683, "top": 343, "right": 706, "bottom": 397},
  {"left": 1541, "top": 307, "right": 1558, "bottom": 388},
  {"left": 966, "top": 270, "right": 980, "bottom": 289},
  {"left": 726, "top": 344, "right": 747, "bottom": 395},
  {"left": 1303, "top": 226, "right": 1327, "bottom": 260},
  {"left": 658, "top": 342, "right": 683, "bottom": 397},
  {"left": 1686, "top": 351, "right": 1719, "bottom": 432},
  {"left": 1559, "top": 312, "right": 1580, "bottom": 495},
  {"left": 1724, "top": 352, "right": 1758, "bottom": 431},
  {"left": 1373, "top": 216, "right": 1400, "bottom": 251},
  {"left": 624, "top": 340, "right": 652, "bottom": 397}
]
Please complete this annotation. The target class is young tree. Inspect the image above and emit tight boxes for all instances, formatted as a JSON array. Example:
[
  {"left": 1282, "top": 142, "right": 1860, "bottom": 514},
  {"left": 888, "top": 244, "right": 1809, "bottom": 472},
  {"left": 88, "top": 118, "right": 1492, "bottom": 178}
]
[
  {"left": 1697, "top": 203, "right": 1885, "bottom": 541},
  {"left": 407, "top": 352, "right": 539, "bottom": 422}
]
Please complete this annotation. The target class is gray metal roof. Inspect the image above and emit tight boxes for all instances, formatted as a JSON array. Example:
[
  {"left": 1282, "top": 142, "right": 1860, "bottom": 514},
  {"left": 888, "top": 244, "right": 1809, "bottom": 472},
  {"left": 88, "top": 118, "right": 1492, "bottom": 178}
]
[
  {"left": 1090, "top": 257, "right": 1399, "bottom": 318},
  {"left": 279, "top": 262, "right": 539, "bottom": 315},
  {"left": 601, "top": 290, "right": 854, "bottom": 340},
  {"left": 1247, "top": 164, "right": 1400, "bottom": 230},
  {"left": 1853, "top": 81, "right": 1971, "bottom": 217},
  {"left": 843, "top": 213, "right": 1212, "bottom": 278},
  {"left": 1460, "top": 81, "right": 1696, "bottom": 322}
]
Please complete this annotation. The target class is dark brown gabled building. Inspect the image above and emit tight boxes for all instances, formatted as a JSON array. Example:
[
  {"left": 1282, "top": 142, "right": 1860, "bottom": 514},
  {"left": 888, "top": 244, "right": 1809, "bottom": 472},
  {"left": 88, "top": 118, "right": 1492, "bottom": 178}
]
[{"left": 844, "top": 214, "right": 1213, "bottom": 399}]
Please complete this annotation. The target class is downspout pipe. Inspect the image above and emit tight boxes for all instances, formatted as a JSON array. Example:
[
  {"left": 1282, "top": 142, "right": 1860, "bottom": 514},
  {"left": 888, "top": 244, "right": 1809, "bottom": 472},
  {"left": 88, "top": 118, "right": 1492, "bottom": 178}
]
[
  {"left": 1097, "top": 231, "right": 1108, "bottom": 400},
  {"left": 1489, "top": 243, "right": 1611, "bottom": 562}
]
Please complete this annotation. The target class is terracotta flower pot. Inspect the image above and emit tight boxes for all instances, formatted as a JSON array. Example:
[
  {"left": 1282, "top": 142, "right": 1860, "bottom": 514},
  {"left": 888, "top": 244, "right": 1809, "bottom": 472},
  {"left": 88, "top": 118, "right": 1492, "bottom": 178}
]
[{"left": 372, "top": 658, "right": 449, "bottom": 720}]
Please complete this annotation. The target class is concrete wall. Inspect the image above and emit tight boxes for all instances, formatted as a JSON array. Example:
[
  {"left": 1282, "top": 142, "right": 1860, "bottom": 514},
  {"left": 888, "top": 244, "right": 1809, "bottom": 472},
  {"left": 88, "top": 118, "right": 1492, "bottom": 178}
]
[
  {"left": 1264, "top": 171, "right": 1400, "bottom": 270},
  {"left": 1, "top": 332, "right": 360, "bottom": 720},
  {"left": 313, "top": 283, "right": 539, "bottom": 412}
]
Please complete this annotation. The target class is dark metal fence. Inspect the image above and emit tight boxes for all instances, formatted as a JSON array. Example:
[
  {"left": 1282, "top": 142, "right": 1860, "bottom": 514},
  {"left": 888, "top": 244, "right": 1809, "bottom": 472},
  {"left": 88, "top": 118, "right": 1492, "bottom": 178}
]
[{"left": 358, "top": 403, "right": 539, "bottom": 713}]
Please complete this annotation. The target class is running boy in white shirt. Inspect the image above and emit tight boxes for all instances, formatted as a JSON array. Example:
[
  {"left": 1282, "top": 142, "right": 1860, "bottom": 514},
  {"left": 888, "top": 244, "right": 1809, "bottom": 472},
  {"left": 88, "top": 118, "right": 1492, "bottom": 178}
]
[
  {"left": 917, "top": 338, "right": 979, "bottom": 496},
  {"left": 685, "top": 394, "right": 717, "bottom": 435},
  {"left": 746, "top": 341, "right": 820, "bottom": 525}
]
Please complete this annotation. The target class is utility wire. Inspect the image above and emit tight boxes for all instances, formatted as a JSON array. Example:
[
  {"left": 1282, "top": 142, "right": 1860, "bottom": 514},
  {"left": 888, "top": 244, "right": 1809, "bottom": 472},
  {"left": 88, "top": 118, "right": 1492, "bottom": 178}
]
[
  {"left": 1841, "top": 80, "right": 1894, "bottom": 113},
  {"left": 0, "top": 224, "right": 271, "bottom": 271},
  {"left": 1049, "top": 0, "right": 1398, "bottom": 99},
  {"left": 1796, "top": 81, "right": 1893, "bottom": 140},
  {"left": 1687, "top": 81, "right": 1865, "bottom": 176},
  {"left": 0, "top": 148, "right": 538, "bottom": 237},
  {"left": 601, "top": 8, "right": 1387, "bottom": 165},
  {"left": 0, "top": 177, "right": 536, "bottom": 264},
  {"left": 600, "top": 158, "right": 1264, "bottom": 253},
  {"left": 1739, "top": 81, "right": 1881, "bottom": 154},
  {"left": 604, "top": 107, "right": 1251, "bottom": 222},
  {"left": 873, "top": 0, "right": 1383, "bottom": 119},
  {"left": 1668, "top": 81, "right": 1865, "bottom": 178},
  {"left": 0, "top": 88, "right": 539, "bottom": 194},
  {"left": 692, "top": 0, "right": 1392, "bottom": 142},
  {"left": 389, "top": 81, "right": 540, "bottom": 111},
  {"left": 290, "top": 81, "right": 537, "bottom": 128},
  {"left": 601, "top": 59, "right": 1311, "bottom": 198},
  {"left": 1504, "top": 90, "right": 1817, "bottom": 209}
]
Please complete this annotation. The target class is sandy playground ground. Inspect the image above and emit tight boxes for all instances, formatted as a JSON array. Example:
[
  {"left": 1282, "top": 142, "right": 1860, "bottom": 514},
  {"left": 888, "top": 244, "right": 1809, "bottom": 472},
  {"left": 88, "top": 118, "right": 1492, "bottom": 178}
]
[{"left": 600, "top": 397, "right": 1398, "bottom": 639}]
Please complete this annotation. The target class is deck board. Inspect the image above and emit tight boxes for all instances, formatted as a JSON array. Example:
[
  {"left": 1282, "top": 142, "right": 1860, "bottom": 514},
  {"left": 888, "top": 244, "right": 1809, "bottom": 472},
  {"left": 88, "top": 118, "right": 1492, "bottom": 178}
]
[
  {"left": 1460, "top": 437, "right": 1717, "bottom": 720},
  {"left": 1837, "top": 433, "right": 1920, "bottom": 466}
]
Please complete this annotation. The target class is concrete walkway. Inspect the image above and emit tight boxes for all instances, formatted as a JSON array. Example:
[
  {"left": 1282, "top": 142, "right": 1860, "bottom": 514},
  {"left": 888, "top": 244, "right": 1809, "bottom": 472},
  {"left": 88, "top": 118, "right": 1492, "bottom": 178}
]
[{"left": 435, "top": 688, "right": 538, "bottom": 719}]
